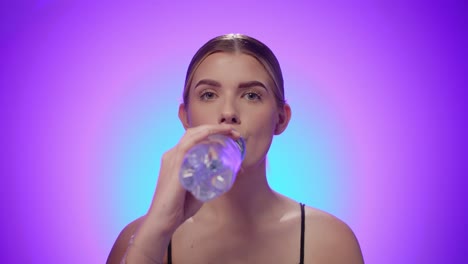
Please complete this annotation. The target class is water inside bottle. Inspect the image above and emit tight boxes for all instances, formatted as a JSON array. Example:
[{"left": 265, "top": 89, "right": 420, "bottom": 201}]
[{"left": 179, "top": 135, "right": 244, "bottom": 202}]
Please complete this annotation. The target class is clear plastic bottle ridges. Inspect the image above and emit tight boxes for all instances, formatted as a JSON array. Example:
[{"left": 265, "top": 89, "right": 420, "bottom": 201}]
[{"left": 179, "top": 134, "right": 246, "bottom": 202}]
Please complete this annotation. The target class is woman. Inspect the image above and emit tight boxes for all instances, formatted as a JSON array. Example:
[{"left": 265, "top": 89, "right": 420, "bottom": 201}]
[{"left": 107, "top": 34, "right": 364, "bottom": 264}]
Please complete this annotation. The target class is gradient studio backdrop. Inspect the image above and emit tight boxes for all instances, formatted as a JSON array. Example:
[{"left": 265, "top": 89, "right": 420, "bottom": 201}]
[{"left": 2, "top": 0, "right": 467, "bottom": 263}]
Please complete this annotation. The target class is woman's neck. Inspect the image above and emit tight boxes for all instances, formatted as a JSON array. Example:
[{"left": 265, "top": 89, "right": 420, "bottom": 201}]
[{"left": 192, "top": 159, "right": 284, "bottom": 226}]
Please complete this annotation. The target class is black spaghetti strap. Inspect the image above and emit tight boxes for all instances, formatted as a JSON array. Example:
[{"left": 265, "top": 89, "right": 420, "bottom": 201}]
[
  {"left": 168, "top": 239, "right": 172, "bottom": 264},
  {"left": 300, "top": 202, "right": 305, "bottom": 264}
]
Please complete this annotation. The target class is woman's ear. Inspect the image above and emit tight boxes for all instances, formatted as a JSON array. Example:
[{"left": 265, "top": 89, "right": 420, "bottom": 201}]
[
  {"left": 178, "top": 103, "right": 190, "bottom": 130},
  {"left": 275, "top": 103, "right": 292, "bottom": 135}
]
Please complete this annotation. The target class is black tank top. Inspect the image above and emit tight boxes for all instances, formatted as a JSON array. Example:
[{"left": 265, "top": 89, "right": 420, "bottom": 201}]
[{"left": 167, "top": 203, "right": 306, "bottom": 264}]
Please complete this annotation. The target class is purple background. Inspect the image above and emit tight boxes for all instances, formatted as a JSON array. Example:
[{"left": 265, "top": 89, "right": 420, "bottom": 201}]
[{"left": 2, "top": 0, "right": 467, "bottom": 263}]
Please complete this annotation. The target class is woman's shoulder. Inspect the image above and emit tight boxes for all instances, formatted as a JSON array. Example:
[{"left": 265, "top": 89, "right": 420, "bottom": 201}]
[
  {"left": 302, "top": 205, "right": 364, "bottom": 263},
  {"left": 106, "top": 216, "right": 146, "bottom": 264},
  {"left": 303, "top": 204, "right": 348, "bottom": 228}
]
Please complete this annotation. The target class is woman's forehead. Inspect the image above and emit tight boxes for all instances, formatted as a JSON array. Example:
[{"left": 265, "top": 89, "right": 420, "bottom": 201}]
[{"left": 191, "top": 52, "right": 273, "bottom": 85}]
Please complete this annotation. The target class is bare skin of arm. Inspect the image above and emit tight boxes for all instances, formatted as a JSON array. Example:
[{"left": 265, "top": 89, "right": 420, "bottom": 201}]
[
  {"left": 107, "top": 217, "right": 142, "bottom": 263},
  {"left": 107, "top": 124, "right": 241, "bottom": 264}
]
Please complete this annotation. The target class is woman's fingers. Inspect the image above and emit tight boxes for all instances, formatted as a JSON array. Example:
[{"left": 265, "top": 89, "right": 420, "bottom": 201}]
[{"left": 177, "top": 124, "right": 240, "bottom": 154}]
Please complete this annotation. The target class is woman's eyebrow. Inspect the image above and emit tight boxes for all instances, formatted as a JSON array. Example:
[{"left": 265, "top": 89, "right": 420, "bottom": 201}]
[
  {"left": 194, "top": 79, "right": 268, "bottom": 92},
  {"left": 238, "top": 81, "right": 268, "bottom": 92},
  {"left": 194, "top": 79, "right": 221, "bottom": 88}
]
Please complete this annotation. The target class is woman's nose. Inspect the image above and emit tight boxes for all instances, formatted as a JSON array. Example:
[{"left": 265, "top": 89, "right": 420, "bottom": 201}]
[
  {"left": 218, "top": 102, "right": 240, "bottom": 124},
  {"left": 219, "top": 113, "right": 239, "bottom": 124}
]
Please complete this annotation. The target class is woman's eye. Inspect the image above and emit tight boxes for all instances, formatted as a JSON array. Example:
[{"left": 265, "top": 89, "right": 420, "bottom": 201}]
[
  {"left": 200, "top": 91, "right": 216, "bottom": 100},
  {"left": 244, "top": 92, "right": 262, "bottom": 101}
]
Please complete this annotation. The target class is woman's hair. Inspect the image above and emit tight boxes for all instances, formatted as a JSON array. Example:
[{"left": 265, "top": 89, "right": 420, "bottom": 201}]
[{"left": 183, "top": 33, "right": 285, "bottom": 108}]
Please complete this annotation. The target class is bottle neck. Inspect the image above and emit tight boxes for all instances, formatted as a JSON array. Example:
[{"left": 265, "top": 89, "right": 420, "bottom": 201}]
[{"left": 235, "top": 137, "right": 246, "bottom": 160}]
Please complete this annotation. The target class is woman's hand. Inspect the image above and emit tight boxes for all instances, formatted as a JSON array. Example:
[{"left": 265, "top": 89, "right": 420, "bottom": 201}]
[{"left": 126, "top": 124, "right": 241, "bottom": 262}]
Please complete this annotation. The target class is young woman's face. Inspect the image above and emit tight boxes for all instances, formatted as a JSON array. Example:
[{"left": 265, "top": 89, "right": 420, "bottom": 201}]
[{"left": 179, "top": 52, "right": 289, "bottom": 169}]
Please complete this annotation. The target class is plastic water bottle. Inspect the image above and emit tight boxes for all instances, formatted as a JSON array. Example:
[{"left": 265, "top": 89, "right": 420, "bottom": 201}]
[{"left": 179, "top": 134, "right": 246, "bottom": 202}]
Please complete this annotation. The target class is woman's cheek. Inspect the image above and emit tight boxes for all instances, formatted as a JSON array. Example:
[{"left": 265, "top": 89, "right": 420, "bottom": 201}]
[{"left": 243, "top": 137, "right": 271, "bottom": 165}]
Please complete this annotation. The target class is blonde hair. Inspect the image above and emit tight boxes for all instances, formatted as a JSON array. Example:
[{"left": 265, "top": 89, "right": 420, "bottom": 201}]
[{"left": 183, "top": 34, "right": 285, "bottom": 108}]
